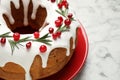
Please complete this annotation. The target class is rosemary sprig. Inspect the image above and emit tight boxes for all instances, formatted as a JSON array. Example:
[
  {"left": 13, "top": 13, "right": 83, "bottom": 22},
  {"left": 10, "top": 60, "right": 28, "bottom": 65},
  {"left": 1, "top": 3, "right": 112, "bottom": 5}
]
[
  {"left": 8, "top": 37, "right": 31, "bottom": 54},
  {"left": 9, "top": 40, "right": 18, "bottom": 55},
  {"left": 56, "top": 9, "right": 76, "bottom": 21},
  {"left": 57, "top": 25, "right": 69, "bottom": 32},
  {"left": 0, "top": 32, "right": 12, "bottom": 38},
  {"left": 17, "top": 37, "right": 31, "bottom": 43},
  {"left": 56, "top": 10, "right": 67, "bottom": 18},
  {"left": 57, "top": 10, "right": 77, "bottom": 22},
  {"left": 0, "top": 31, "right": 52, "bottom": 54},
  {"left": 33, "top": 33, "right": 52, "bottom": 45}
]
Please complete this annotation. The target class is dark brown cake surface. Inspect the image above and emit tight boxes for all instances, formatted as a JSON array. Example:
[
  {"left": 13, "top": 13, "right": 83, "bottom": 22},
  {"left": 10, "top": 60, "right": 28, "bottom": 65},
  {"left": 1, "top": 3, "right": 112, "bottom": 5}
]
[{"left": 3, "top": 0, "right": 47, "bottom": 34}]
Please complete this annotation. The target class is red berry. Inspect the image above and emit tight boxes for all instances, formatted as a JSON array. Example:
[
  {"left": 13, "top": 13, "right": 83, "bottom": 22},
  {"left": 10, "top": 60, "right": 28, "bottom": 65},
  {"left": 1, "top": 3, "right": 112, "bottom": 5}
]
[
  {"left": 68, "top": 13, "right": 73, "bottom": 18},
  {"left": 55, "top": 19, "right": 62, "bottom": 27},
  {"left": 56, "top": 31, "right": 62, "bottom": 38},
  {"left": 62, "top": 0, "right": 69, "bottom": 8},
  {"left": 62, "top": 0, "right": 67, "bottom": 3},
  {"left": 49, "top": 27, "right": 54, "bottom": 34},
  {"left": 62, "top": 0, "right": 67, "bottom": 2},
  {"left": 39, "top": 45, "right": 47, "bottom": 53},
  {"left": 26, "top": 42, "right": 32, "bottom": 49},
  {"left": 0, "top": 37, "right": 6, "bottom": 44},
  {"left": 64, "top": 3, "right": 69, "bottom": 8},
  {"left": 58, "top": 16, "right": 63, "bottom": 22},
  {"left": 50, "top": 0, "right": 56, "bottom": 3},
  {"left": 52, "top": 33, "right": 57, "bottom": 40},
  {"left": 64, "top": 19, "right": 71, "bottom": 26},
  {"left": 13, "top": 32, "right": 20, "bottom": 41},
  {"left": 58, "top": 3, "right": 63, "bottom": 9},
  {"left": 34, "top": 32, "right": 40, "bottom": 39}
]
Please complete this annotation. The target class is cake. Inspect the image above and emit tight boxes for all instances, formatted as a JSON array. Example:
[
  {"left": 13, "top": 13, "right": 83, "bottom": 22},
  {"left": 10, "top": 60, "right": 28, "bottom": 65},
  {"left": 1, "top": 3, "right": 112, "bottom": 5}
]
[{"left": 0, "top": 0, "right": 80, "bottom": 80}]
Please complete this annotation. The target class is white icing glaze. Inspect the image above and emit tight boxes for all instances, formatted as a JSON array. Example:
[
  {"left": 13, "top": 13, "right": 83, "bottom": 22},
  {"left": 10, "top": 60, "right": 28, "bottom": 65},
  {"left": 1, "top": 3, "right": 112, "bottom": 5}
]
[{"left": 0, "top": 0, "right": 80, "bottom": 80}]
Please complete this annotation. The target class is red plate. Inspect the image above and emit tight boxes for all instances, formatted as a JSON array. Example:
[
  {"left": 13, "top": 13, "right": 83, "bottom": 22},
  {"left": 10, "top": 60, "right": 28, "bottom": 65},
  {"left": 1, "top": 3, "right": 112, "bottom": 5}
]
[{"left": 41, "top": 25, "right": 89, "bottom": 80}]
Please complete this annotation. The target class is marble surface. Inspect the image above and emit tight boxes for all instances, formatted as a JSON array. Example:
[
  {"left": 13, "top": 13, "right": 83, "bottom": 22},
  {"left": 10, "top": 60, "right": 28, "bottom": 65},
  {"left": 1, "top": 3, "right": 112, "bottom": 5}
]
[{"left": 69, "top": 0, "right": 120, "bottom": 80}]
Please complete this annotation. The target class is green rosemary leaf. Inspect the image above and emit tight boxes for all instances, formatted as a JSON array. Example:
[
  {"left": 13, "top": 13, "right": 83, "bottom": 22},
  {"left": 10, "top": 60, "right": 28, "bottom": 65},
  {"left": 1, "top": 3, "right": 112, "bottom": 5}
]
[
  {"left": 57, "top": 26, "right": 62, "bottom": 32},
  {"left": 40, "top": 33, "right": 49, "bottom": 40},
  {"left": 15, "top": 44, "right": 19, "bottom": 49},
  {"left": 0, "top": 32, "right": 12, "bottom": 38},
  {"left": 60, "top": 0, "right": 62, "bottom": 3},
  {"left": 18, "top": 43, "right": 24, "bottom": 47},
  {"left": 56, "top": 0, "right": 59, "bottom": 4},
  {"left": 61, "top": 9, "right": 67, "bottom": 17},
  {"left": 1, "top": 32, "right": 10, "bottom": 35},
  {"left": 8, "top": 40, "right": 15, "bottom": 54},
  {"left": 30, "top": 33, "right": 52, "bottom": 45},
  {"left": 65, "top": 9, "right": 68, "bottom": 16},
  {"left": 62, "top": 29, "right": 70, "bottom": 32},
  {"left": 41, "top": 41, "right": 51, "bottom": 45},
  {"left": 36, "top": 40, "right": 52, "bottom": 45},
  {"left": 39, "top": 39, "right": 52, "bottom": 42},
  {"left": 57, "top": 25, "right": 66, "bottom": 32},
  {"left": 56, "top": 25, "right": 70, "bottom": 33},
  {"left": 44, "top": 42, "right": 51, "bottom": 45},
  {"left": 18, "top": 37, "right": 31, "bottom": 43},
  {"left": 9, "top": 40, "right": 18, "bottom": 53},
  {"left": 35, "top": 39, "right": 52, "bottom": 45},
  {"left": 71, "top": 17, "right": 76, "bottom": 21},
  {"left": 56, "top": 10, "right": 66, "bottom": 17}
]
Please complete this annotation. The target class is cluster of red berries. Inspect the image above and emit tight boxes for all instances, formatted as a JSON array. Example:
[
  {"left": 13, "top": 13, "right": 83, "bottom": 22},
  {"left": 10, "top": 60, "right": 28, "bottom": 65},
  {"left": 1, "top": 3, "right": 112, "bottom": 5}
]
[
  {"left": 50, "top": 0, "right": 69, "bottom": 9},
  {"left": 52, "top": 14, "right": 73, "bottom": 40},
  {"left": 58, "top": 0, "right": 69, "bottom": 9},
  {"left": 49, "top": 27, "right": 61, "bottom": 40},
  {"left": 52, "top": 31, "right": 61, "bottom": 40},
  {"left": 55, "top": 16, "right": 72, "bottom": 28},
  {"left": 55, "top": 16, "right": 63, "bottom": 27},
  {"left": 49, "top": 16, "right": 63, "bottom": 40}
]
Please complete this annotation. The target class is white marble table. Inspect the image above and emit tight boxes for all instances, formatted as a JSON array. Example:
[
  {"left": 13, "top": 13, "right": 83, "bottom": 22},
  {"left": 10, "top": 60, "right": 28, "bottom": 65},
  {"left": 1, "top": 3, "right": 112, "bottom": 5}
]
[{"left": 69, "top": 0, "right": 120, "bottom": 80}]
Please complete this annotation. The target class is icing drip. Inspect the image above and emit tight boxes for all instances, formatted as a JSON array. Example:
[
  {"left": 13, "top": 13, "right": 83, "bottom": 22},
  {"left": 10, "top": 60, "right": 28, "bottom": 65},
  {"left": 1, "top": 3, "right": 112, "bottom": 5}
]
[
  {"left": 22, "top": 0, "right": 30, "bottom": 25},
  {"left": 31, "top": 0, "right": 44, "bottom": 19},
  {"left": 0, "top": 0, "right": 80, "bottom": 80}
]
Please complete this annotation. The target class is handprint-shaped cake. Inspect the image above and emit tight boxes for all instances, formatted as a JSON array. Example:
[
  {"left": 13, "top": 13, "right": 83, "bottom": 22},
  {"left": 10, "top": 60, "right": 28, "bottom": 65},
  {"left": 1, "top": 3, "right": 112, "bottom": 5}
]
[{"left": 0, "top": 0, "right": 79, "bottom": 80}]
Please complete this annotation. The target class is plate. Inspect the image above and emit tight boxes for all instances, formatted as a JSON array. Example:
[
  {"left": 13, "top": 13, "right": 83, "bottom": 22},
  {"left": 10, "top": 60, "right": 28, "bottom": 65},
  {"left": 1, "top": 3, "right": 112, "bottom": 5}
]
[{"left": 41, "top": 25, "right": 89, "bottom": 80}]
